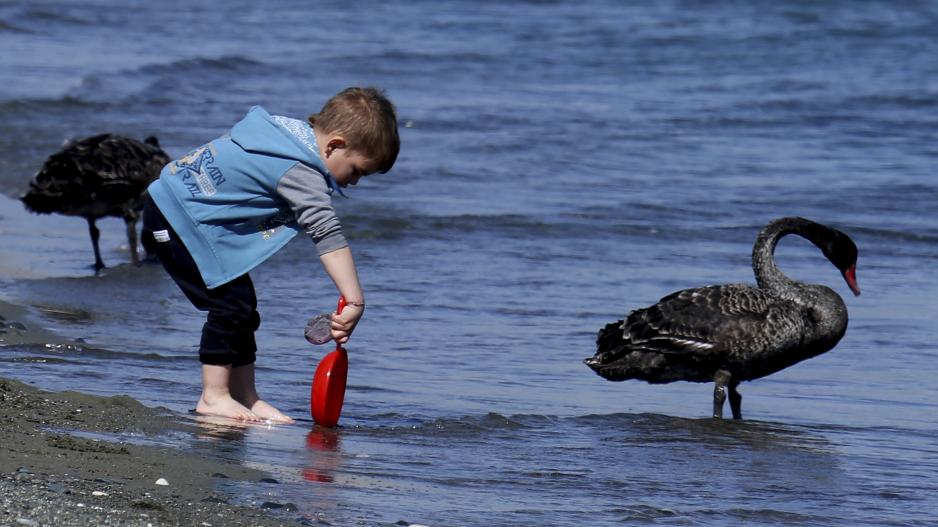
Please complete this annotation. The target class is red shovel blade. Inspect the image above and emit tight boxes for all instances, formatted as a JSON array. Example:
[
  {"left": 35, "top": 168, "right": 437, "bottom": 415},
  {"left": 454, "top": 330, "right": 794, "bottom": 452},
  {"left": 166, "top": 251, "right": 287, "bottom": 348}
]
[
  {"left": 311, "top": 347, "right": 347, "bottom": 427},
  {"left": 310, "top": 296, "right": 348, "bottom": 427}
]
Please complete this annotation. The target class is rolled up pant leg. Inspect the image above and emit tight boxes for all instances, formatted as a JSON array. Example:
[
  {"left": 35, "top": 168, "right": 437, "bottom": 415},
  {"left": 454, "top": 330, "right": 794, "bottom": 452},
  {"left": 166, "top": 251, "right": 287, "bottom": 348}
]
[{"left": 198, "top": 277, "right": 260, "bottom": 368}]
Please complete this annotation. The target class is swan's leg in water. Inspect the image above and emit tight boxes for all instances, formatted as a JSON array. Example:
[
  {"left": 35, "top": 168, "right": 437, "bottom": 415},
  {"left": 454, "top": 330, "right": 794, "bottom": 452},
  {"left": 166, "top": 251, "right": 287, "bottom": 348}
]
[
  {"left": 713, "top": 369, "right": 731, "bottom": 418},
  {"left": 728, "top": 381, "right": 742, "bottom": 420},
  {"left": 88, "top": 218, "right": 105, "bottom": 271}
]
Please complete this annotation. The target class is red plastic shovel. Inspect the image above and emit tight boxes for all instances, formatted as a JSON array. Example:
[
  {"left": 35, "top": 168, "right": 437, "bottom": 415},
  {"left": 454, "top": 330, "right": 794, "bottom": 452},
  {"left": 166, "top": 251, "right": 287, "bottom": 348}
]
[{"left": 310, "top": 296, "right": 348, "bottom": 427}]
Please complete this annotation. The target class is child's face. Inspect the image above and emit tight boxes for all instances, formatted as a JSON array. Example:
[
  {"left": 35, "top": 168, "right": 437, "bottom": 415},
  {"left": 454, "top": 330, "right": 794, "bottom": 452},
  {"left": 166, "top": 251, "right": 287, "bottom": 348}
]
[
  {"left": 326, "top": 147, "right": 376, "bottom": 188},
  {"left": 320, "top": 135, "right": 378, "bottom": 188}
]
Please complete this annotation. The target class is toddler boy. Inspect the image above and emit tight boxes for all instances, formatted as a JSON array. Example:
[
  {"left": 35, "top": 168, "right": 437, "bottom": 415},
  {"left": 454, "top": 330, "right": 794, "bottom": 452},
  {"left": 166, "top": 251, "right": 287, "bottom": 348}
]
[{"left": 142, "top": 87, "right": 399, "bottom": 423}]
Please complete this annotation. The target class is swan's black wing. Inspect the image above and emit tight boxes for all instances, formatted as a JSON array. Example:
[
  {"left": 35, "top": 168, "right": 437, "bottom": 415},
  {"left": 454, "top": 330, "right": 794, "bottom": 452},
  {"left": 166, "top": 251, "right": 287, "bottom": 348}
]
[
  {"left": 588, "top": 284, "right": 808, "bottom": 382},
  {"left": 627, "top": 284, "right": 807, "bottom": 354},
  {"left": 85, "top": 135, "right": 170, "bottom": 216}
]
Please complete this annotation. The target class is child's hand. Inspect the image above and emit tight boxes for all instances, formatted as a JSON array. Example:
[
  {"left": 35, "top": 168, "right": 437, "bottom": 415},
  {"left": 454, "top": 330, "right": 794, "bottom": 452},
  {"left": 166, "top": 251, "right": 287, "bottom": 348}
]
[{"left": 330, "top": 303, "right": 363, "bottom": 344}]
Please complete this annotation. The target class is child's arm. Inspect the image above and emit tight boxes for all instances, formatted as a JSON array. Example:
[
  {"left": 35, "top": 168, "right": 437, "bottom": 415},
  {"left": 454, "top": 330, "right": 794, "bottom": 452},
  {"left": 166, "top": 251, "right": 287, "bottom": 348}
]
[
  {"left": 320, "top": 246, "right": 364, "bottom": 344},
  {"left": 278, "top": 164, "right": 364, "bottom": 342}
]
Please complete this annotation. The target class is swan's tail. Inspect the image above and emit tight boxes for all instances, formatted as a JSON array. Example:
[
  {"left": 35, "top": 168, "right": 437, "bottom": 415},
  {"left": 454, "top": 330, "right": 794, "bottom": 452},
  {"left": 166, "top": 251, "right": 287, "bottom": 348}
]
[
  {"left": 585, "top": 319, "right": 676, "bottom": 382},
  {"left": 584, "top": 320, "right": 635, "bottom": 380},
  {"left": 21, "top": 185, "right": 66, "bottom": 214}
]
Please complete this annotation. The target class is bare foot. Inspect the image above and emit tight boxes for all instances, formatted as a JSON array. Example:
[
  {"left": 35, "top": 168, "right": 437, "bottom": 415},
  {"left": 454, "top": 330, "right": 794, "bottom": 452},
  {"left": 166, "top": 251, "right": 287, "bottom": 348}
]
[
  {"left": 196, "top": 394, "right": 260, "bottom": 422},
  {"left": 249, "top": 399, "right": 294, "bottom": 424}
]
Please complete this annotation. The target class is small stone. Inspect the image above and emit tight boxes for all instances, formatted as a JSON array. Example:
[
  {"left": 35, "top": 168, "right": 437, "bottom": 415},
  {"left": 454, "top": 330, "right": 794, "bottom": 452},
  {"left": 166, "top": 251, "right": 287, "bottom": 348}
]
[
  {"left": 211, "top": 472, "right": 229, "bottom": 479},
  {"left": 259, "top": 477, "right": 279, "bottom": 484},
  {"left": 15, "top": 518, "right": 39, "bottom": 526},
  {"left": 46, "top": 482, "right": 69, "bottom": 494},
  {"left": 92, "top": 490, "right": 108, "bottom": 496},
  {"left": 154, "top": 478, "right": 169, "bottom": 486}
]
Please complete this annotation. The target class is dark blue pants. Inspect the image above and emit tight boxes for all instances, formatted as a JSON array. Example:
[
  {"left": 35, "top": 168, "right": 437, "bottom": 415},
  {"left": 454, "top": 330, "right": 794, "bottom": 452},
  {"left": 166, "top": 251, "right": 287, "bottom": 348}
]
[{"left": 141, "top": 196, "right": 259, "bottom": 367}]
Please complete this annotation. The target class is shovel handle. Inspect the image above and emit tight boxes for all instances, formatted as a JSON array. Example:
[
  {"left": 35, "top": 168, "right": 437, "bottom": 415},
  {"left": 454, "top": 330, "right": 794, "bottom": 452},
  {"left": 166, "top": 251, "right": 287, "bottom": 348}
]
[{"left": 334, "top": 296, "right": 347, "bottom": 351}]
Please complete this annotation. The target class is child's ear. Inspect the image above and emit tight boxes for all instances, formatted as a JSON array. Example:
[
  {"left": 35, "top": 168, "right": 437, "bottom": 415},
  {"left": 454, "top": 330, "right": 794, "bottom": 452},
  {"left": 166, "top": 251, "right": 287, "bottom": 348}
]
[{"left": 325, "top": 136, "right": 347, "bottom": 156}]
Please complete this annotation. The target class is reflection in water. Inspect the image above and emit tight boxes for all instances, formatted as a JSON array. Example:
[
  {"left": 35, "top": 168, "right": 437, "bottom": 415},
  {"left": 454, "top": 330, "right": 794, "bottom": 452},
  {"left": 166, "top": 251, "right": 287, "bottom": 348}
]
[
  {"left": 192, "top": 414, "right": 252, "bottom": 442},
  {"left": 187, "top": 414, "right": 295, "bottom": 464},
  {"left": 303, "top": 426, "right": 342, "bottom": 483}
]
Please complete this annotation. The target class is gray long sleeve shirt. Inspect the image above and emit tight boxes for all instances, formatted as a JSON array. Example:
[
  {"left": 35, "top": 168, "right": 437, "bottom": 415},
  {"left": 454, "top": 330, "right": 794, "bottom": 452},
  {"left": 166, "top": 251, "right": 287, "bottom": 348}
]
[{"left": 278, "top": 162, "right": 348, "bottom": 255}]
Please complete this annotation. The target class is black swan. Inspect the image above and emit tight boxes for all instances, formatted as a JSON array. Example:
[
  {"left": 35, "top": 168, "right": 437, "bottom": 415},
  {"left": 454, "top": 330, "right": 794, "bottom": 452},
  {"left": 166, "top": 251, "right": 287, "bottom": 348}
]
[
  {"left": 584, "top": 217, "right": 860, "bottom": 419},
  {"left": 21, "top": 134, "right": 170, "bottom": 271}
]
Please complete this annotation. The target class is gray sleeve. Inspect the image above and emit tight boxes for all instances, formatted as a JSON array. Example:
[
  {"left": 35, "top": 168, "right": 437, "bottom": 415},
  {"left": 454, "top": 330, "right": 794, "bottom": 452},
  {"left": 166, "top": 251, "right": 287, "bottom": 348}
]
[{"left": 277, "top": 163, "right": 348, "bottom": 255}]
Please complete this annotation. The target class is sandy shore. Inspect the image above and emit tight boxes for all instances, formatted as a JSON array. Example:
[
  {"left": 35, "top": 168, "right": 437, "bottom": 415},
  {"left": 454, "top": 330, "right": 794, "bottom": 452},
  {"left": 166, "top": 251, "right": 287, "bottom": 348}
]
[
  {"left": 1, "top": 300, "right": 309, "bottom": 526},
  {"left": 0, "top": 375, "right": 312, "bottom": 527}
]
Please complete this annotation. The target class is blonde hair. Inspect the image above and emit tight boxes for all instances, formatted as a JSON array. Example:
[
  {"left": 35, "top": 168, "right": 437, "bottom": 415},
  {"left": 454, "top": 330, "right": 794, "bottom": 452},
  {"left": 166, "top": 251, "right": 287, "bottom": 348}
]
[{"left": 308, "top": 87, "right": 399, "bottom": 173}]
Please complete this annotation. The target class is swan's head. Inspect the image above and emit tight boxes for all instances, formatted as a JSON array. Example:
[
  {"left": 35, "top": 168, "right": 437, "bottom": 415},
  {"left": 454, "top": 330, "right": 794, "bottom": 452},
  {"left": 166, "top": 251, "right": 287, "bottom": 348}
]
[{"left": 820, "top": 228, "right": 860, "bottom": 296}]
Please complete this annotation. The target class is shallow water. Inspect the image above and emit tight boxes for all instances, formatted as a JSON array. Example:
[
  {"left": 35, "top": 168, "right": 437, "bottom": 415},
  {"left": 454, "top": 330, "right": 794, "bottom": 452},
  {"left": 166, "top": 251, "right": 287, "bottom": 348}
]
[{"left": 2, "top": 1, "right": 938, "bottom": 525}]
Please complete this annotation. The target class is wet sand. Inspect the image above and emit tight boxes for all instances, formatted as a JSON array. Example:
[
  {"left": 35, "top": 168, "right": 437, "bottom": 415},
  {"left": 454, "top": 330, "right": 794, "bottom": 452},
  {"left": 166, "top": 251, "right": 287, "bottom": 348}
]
[
  {"left": 0, "top": 374, "right": 313, "bottom": 527},
  {"left": 0, "top": 373, "right": 312, "bottom": 527},
  {"left": 1, "top": 299, "right": 308, "bottom": 526}
]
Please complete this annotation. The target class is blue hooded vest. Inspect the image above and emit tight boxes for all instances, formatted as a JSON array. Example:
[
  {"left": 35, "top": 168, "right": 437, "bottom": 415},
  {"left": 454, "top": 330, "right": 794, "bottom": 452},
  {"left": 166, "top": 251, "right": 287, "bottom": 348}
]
[{"left": 148, "top": 106, "right": 346, "bottom": 289}]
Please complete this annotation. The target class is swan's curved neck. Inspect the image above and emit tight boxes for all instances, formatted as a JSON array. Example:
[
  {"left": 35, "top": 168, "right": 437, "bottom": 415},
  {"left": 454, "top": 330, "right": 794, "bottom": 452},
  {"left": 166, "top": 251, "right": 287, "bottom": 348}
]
[{"left": 752, "top": 217, "right": 820, "bottom": 294}]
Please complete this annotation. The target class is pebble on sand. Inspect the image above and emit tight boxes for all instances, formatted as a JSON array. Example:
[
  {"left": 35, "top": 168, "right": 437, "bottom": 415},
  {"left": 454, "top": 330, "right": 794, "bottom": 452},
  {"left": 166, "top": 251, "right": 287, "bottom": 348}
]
[{"left": 155, "top": 478, "right": 169, "bottom": 486}]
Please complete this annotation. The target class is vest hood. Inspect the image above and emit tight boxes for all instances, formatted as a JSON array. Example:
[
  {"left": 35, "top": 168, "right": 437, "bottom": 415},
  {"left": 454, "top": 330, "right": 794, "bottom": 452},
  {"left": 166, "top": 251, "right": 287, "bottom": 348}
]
[
  {"left": 229, "top": 106, "right": 344, "bottom": 196},
  {"left": 230, "top": 106, "right": 326, "bottom": 172}
]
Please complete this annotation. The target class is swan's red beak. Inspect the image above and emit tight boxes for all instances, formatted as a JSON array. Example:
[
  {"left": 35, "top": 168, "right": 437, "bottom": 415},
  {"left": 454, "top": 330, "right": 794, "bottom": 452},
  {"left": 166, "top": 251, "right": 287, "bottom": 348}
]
[{"left": 843, "top": 264, "right": 860, "bottom": 296}]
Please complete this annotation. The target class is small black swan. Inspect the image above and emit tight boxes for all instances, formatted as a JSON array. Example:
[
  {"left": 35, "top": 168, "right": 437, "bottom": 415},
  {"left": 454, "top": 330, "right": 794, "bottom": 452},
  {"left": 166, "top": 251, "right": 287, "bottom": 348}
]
[
  {"left": 21, "top": 134, "right": 170, "bottom": 271},
  {"left": 584, "top": 217, "right": 860, "bottom": 419}
]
